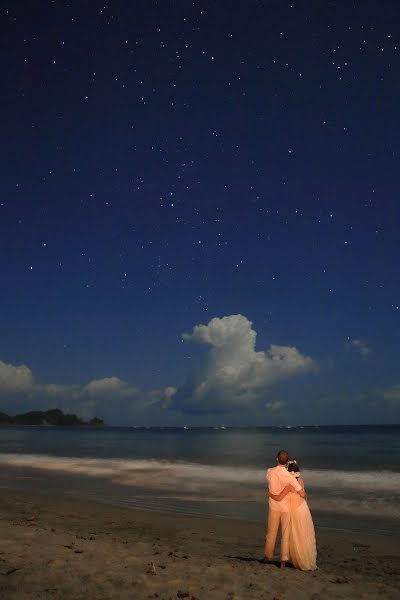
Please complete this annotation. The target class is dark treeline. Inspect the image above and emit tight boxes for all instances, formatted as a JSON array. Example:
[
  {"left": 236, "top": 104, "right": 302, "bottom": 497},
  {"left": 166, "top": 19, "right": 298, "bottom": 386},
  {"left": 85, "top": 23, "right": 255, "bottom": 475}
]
[{"left": 0, "top": 408, "right": 104, "bottom": 426}]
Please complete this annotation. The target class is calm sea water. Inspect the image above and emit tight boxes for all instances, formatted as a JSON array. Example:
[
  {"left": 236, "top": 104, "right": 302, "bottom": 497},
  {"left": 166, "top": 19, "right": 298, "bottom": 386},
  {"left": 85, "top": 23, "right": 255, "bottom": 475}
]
[{"left": 0, "top": 425, "right": 399, "bottom": 534}]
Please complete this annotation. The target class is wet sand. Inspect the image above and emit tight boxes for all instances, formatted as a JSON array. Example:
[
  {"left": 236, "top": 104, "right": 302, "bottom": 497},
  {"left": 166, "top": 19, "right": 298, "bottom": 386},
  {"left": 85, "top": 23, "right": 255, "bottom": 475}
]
[{"left": 0, "top": 489, "right": 399, "bottom": 599}]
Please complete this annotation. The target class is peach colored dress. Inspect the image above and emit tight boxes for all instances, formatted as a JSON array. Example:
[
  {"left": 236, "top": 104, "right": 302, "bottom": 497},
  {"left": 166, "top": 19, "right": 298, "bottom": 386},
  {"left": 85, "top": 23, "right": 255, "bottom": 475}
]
[
  {"left": 288, "top": 478, "right": 317, "bottom": 571},
  {"left": 265, "top": 465, "right": 303, "bottom": 562}
]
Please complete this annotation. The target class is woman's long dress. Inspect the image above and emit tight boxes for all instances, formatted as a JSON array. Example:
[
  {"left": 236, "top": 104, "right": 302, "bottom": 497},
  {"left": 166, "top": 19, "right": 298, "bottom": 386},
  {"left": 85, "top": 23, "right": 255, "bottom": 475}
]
[{"left": 288, "top": 482, "right": 317, "bottom": 571}]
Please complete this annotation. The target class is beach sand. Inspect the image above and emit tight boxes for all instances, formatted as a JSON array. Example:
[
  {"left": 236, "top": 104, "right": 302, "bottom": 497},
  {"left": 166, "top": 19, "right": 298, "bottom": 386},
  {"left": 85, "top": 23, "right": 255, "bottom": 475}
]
[{"left": 0, "top": 489, "right": 399, "bottom": 599}]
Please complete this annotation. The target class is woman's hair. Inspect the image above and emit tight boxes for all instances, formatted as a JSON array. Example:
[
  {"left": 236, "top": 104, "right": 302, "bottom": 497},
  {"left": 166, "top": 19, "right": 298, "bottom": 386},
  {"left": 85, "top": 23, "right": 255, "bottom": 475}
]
[{"left": 287, "top": 461, "right": 300, "bottom": 474}]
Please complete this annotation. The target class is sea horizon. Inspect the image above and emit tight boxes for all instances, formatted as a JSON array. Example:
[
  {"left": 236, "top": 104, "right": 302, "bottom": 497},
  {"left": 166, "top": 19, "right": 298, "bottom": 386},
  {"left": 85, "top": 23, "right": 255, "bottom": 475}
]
[{"left": 2, "top": 422, "right": 400, "bottom": 429}]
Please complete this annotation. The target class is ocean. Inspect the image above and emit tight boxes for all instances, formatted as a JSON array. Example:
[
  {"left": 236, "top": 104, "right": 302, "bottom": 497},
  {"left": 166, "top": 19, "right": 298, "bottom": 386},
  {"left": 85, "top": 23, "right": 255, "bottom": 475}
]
[{"left": 0, "top": 425, "right": 399, "bottom": 534}]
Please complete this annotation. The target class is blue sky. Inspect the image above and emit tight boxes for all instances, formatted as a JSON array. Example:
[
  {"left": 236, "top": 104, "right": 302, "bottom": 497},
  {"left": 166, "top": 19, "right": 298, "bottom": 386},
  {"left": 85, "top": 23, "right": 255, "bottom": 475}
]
[{"left": 0, "top": 1, "right": 399, "bottom": 425}]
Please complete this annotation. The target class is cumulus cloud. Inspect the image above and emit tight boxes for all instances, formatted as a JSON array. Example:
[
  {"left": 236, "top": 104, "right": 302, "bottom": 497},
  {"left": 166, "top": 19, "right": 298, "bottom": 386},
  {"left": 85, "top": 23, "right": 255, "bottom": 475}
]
[
  {"left": 349, "top": 339, "right": 371, "bottom": 357},
  {"left": 172, "top": 314, "right": 316, "bottom": 413},
  {"left": 158, "top": 386, "right": 177, "bottom": 408},
  {"left": 85, "top": 377, "right": 138, "bottom": 398},
  {"left": 0, "top": 361, "right": 34, "bottom": 393}
]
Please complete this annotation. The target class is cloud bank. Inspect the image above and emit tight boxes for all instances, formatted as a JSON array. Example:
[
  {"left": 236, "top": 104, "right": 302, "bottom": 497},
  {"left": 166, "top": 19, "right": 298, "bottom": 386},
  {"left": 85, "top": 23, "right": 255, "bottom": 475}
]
[
  {"left": 3, "top": 315, "right": 399, "bottom": 423},
  {"left": 0, "top": 360, "right": 171, "bottom": 421},
  {"left": 0, "top": 314, "right": 318, "bottom": 421}
]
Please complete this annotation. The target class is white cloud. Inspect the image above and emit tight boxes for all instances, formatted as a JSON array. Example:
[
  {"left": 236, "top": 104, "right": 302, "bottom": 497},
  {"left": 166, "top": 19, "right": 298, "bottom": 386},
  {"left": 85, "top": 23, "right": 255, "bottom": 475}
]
[
  {"left": 159, "top": 386, "right": 177, "bottom": 408},
  {"left": 173, "top": 314, "right": 316, "bottom": 413},
  {"left": 350, "top": 339, "right": 371, "bottom": 357},
  {"left": 0, "top": 361, "right": 34, "bottom": 393},
  {"left": 85, "top": 377, "right": 138, "bottom": 398},
  {"left": 0, "top": 364, "right": 146, "bottom": 421}
]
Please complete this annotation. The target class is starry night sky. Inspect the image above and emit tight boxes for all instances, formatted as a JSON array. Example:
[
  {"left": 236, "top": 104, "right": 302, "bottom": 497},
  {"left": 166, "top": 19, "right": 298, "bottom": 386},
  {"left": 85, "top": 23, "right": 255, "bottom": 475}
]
[{"left": 1, "top": 1, "right": 399, "bottom": 425}]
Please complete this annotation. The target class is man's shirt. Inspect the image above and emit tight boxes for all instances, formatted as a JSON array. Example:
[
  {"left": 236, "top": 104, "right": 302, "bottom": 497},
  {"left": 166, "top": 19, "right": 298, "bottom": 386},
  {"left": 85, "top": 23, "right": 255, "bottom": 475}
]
[{"left": 266, "top": 464, "right": 301, "bottom": 512}]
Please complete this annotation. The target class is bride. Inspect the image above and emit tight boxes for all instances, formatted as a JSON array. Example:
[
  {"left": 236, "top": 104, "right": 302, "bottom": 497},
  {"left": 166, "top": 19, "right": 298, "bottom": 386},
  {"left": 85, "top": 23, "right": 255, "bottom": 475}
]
[{"left": 268, "top": 460, "right": 317, "bottom": 571}]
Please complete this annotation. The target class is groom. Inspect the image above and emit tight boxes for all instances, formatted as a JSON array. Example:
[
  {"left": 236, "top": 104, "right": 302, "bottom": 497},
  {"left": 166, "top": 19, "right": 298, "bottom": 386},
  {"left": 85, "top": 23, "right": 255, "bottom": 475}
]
[{"left": 264, "top": 449, "right": 304, "bottom": 567}]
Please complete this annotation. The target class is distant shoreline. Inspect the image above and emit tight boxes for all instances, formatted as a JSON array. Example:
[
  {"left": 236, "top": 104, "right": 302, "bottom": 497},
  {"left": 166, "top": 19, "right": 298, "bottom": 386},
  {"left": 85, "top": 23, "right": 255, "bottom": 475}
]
[
  {"left": 0, "top": 423, "right": 106, "bottom": 427},
  {"left": 0, "top": 422, "right": 399, "bottom": 430},
  {"left": 0, "top": 408, "right": 104, "bottom": 427}
]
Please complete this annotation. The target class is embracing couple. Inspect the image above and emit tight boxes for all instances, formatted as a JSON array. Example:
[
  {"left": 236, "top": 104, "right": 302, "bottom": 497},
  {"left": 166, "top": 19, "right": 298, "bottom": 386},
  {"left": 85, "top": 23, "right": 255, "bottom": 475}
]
[{"left": 264, "top": 449, "right": 317, "bottom": 571}]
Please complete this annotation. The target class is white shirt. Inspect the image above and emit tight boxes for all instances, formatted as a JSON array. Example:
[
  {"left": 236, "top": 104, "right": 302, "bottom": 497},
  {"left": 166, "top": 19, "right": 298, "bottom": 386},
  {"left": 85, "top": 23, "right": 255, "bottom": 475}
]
[{"left": 266, "top": 464, "right": 301, "bottom": 512}]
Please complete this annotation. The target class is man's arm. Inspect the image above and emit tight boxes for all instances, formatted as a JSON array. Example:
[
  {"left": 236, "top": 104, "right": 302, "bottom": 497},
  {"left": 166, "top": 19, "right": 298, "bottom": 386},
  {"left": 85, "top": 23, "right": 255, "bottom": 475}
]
[
  {"left": 279, "top": 470, "right": 306, "bottom": 497},
  {"left": 267, "top": 468, "right": 305, "bottom": 498},
  {"left": 269, "top": 484, "right": 295, "bottom": 501}
]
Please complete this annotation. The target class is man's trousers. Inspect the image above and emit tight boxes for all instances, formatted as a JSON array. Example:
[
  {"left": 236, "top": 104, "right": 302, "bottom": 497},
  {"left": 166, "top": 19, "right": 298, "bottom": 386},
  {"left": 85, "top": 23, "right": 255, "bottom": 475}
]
[{"left": 264, "top": 509, "right": 291, "bottom": 561}]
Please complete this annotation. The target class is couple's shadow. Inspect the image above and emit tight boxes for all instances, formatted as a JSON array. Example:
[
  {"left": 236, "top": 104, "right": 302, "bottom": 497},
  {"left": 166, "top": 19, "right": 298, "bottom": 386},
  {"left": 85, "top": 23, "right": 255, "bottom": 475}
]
[{"left": 225, "top": 556, "right": 295, "bottom": 569}]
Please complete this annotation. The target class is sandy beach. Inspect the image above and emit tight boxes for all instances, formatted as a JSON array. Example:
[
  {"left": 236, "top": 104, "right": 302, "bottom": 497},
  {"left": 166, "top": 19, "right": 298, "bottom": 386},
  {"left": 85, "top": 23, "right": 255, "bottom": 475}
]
[{"left": 0, "top": 490, "right": 399, "bottom": 599}]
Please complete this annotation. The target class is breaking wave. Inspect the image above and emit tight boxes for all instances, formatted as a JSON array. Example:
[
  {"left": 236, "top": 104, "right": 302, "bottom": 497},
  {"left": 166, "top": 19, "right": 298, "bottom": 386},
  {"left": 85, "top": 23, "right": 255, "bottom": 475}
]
[{"left": 0, "top": 453, "right": 399, "bottom": 520}]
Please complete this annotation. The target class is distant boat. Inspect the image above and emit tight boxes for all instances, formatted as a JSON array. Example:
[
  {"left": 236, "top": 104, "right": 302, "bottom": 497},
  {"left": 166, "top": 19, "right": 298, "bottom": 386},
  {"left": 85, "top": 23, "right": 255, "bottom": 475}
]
[{"left": 183, "top": 425, "right": 190, "bottom": 430}]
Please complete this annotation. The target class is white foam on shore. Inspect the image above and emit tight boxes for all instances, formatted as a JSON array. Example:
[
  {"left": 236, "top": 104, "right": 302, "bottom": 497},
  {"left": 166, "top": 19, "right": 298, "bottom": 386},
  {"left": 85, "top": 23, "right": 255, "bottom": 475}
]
[{"left": 0, "top": 453, "right": 399, "bottom": 519}]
